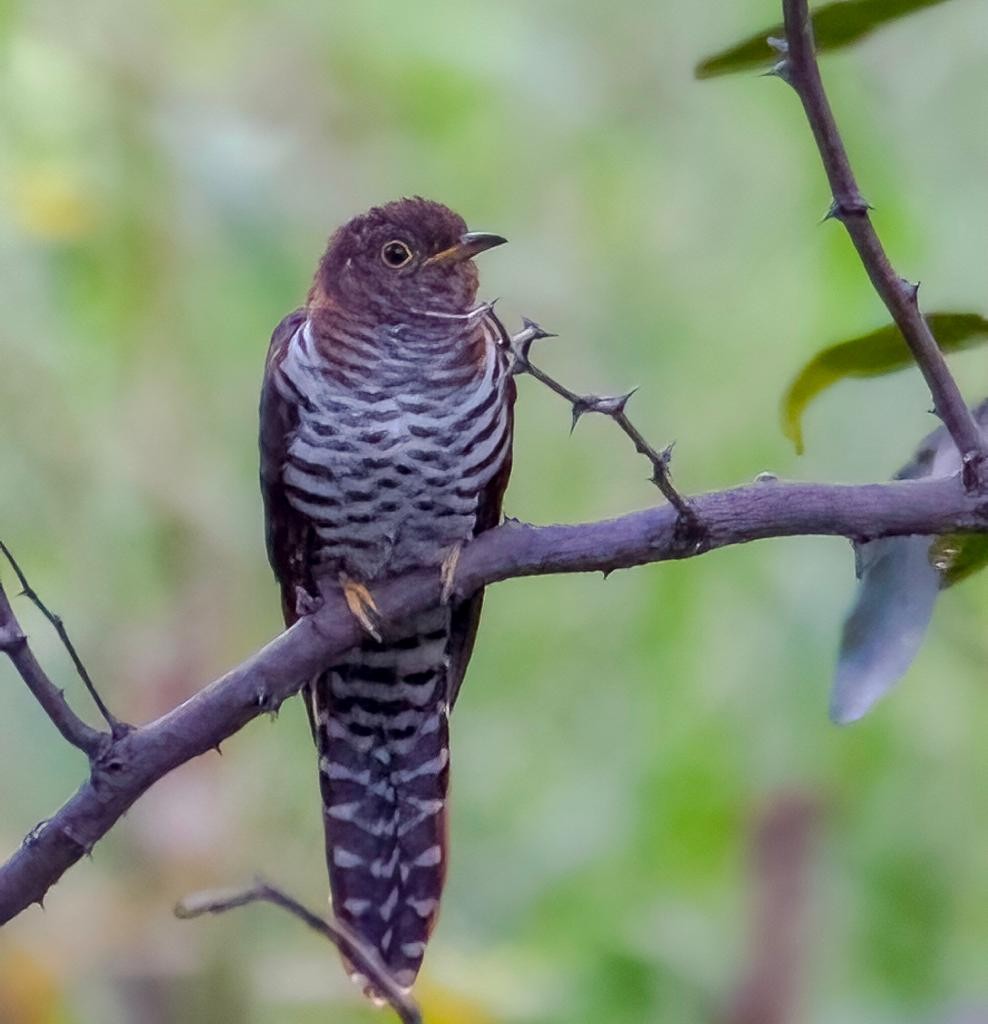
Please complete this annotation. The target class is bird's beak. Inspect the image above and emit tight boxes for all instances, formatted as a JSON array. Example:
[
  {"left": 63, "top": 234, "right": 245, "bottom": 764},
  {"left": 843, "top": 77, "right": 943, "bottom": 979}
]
[{"left": 424, "top": 231, "right": 508, "bottom": 267}]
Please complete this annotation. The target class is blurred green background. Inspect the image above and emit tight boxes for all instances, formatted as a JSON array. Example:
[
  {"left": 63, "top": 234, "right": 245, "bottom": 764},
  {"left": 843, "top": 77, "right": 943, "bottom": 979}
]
[{"left": 2, "top": 1, "right": 987, "bottom": 1022}]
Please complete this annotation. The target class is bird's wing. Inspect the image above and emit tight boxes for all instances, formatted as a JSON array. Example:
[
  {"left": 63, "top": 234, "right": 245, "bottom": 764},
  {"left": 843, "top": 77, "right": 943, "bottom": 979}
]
[
  {"left": 446, "top": 334, "right": 516, "bottom": 709},
  {"left": 259, "top": 307, "right": 311, "bottom": 627}
]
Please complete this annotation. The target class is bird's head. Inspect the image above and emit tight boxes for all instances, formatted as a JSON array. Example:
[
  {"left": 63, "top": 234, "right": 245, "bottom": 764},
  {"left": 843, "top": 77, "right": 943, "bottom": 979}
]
[{"left": 311, "top": 198, "right": 506, "bottom": 321}]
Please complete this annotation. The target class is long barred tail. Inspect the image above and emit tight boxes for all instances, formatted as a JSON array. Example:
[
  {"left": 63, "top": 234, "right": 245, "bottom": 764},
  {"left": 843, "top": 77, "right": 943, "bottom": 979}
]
[{"left": 311, "top": 607, "right": 451, "bottom": 994}]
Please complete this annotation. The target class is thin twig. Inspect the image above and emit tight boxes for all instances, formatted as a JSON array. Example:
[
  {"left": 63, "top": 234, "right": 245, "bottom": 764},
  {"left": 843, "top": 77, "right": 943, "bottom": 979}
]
[
  {"left": 775, "top": 0, "right": 988, "bottom": 489},
  {"left": 2, "top": 470, "right": 987, "bottom": 922},
  {"left": 176, "top": 879, "right": 421, "bottom": 1024},
  {"left": 0, "top": 542, "right": 129, "bottom": 739},
  {"left": 0, "top": 552, "right": 105, "bottom": 758},
  {"left": 505, "top": 318, "right": 698, "bottom": 522}
]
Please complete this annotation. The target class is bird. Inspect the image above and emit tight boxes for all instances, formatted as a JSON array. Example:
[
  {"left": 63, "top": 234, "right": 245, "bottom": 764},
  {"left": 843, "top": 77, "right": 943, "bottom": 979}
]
[{"left": 258, "top": 197, "right": 515, "bottom": 996}]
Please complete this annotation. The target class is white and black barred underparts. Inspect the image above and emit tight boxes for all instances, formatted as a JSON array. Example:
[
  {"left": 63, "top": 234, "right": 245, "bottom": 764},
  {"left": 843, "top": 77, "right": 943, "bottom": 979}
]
[
  {"left": 275, "top": 305, "right": 511, "bottom": 580},
  {"left": 273, "top": 303, "right": 511, "bottom": 991}
]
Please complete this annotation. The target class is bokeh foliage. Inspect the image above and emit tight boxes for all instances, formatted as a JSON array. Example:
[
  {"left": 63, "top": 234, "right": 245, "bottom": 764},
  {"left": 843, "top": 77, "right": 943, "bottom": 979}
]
[{"left": 1, "top": 1, "right": 987, "bottom": 1022}]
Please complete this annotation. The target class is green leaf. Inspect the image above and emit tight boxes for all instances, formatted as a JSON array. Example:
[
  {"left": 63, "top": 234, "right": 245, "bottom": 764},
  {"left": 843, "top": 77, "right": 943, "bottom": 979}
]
[
  {"left": 695, "top": 0, "right": 956, "bottom": 80},
  {"left": 781, "top": 313, "right": 988, "bottom": 454},
  {"left": 930, "top": 533, "right": 988, "bottom": 588}
]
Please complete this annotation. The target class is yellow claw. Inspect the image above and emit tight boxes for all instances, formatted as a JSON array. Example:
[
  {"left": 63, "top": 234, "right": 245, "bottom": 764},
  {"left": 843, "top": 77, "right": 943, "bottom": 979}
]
[
  {"left": 440, "top": 544, "right": 462, "bottom": 605},
  {"left": 339, "top": 573, "right": 382, "bottom": 642}
]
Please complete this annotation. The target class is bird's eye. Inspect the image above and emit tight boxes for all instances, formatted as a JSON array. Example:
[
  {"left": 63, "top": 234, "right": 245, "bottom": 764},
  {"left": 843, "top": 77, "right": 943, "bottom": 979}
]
[{"left": 381, "top": 240, "right": 413, "bottom": 268}]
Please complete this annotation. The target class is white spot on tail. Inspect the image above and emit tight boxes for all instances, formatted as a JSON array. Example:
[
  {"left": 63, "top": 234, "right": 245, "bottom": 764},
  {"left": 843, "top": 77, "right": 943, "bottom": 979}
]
[
  {"left": 343, "top": 898, "right": 371, "bottom": 916},
  {"left": 379, "top": 885, "right": 400, "bottom": 921},
  {"left": 392, "top": 749, "right": 449, "bottom": 784},
  {"left": 332, "top": 847, "right": 364, "bottom": 868},
  {"left": 413, "top": 844, "right": 442, "bottom": 867},
  {"left": 326, "top": 800, "right": 361, "bottom": 822},
  {"left": 367, "top": 779, "right": 396, "bottom": 801},
  {"left": 394, "top": 967, "right": 417, "bottom": 988},
  {"left": 320, "top": 756, "right": 370, "bottom": 785},
  {"left": 370, "top": 847, "right": 401, "bottom": 879},
  {"left": 408, "top": 897, "right": 438, "bottom": 918}
]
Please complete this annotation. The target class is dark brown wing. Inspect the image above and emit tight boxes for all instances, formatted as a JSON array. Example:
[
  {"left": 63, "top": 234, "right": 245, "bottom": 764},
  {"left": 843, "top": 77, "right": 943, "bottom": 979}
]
[
  {"left": 446, "top": 371, "right": 516, "bottom": 709},
  {"left": 259, "top": 307, "right": 311, "bottom": 628}
]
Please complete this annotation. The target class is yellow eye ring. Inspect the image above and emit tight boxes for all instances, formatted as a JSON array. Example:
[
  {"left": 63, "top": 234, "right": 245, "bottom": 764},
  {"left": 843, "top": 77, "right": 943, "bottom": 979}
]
[{"left": 381, "top": 240, "right": 413, "bottom": 268}]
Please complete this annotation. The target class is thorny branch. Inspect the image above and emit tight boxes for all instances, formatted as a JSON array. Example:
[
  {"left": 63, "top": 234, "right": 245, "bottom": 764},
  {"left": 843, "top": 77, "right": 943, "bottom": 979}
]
[
  {"left": 504, "top": 318, "right": 697, "bottom": 523},
  {"left": 0, "top": 547, "right": 105, "bottom": 758},
  {"left": 176, "top": 879, "right": 421, "bottom": 1024},
  {"left": 3, "top": 472, "right": 988, "bottom": 930},
  {"left": 0, "top": 543, "right": 128, "bottom": 741},
  {"left": 773, "top": 0, "right": 988, "bottom": 489}
]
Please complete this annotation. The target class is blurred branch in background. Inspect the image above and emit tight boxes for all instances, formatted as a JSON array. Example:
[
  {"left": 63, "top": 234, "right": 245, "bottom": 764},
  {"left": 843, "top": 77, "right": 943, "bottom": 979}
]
[
  {"left": 720, "top": 793, "right": 821, "bottom": 1024},
  {"left": 2, "top": 471, "right": 987, "bottom": 929}
]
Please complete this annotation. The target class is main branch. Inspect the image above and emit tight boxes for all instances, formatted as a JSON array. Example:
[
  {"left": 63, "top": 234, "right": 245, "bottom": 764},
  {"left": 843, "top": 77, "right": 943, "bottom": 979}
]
[
  {"left": 778, "top": 0, "right": 988, "bottom": 486},
  {"left": 2, "top": 472, "right": 987, "bottom": 923}
]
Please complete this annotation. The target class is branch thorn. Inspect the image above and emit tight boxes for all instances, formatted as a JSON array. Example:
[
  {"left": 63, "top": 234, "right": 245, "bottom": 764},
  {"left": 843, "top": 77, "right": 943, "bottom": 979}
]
[
  {"left": 761, "top": 61, "right": 794, "bottom": 84},
  {"left": 822, "top": 196, "right": 872, "bottom": 224},
  {"left": 570, "top": 397, "right": 590, "bottom": 432},
  {"left": 509, "top": 317, "right": 557, "bottom": 373},
  {"left": 961, "top": 451, "right": 988, "bottom": 493},
  {"left": 521, "top": 316, "right": 557, "bottom": 341}
]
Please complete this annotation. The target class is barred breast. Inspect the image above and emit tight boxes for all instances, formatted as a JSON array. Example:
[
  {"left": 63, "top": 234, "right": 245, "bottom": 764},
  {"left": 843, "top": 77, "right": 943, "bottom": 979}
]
[
  {"left": 275, "top": 308, "right": 511, "bottom": 580},
  {"left": 270, "top": 304, "right": 512, "bottom": 991}
]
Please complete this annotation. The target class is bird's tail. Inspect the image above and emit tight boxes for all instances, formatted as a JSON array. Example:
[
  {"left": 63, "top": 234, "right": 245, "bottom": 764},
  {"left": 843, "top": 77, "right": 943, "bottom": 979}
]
[{"left": 310, "top": 606, "right": 451, "bottom": 995}]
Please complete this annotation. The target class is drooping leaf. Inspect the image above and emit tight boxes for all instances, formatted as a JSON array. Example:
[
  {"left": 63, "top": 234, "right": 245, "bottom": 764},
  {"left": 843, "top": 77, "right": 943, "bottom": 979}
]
[
  {"left": 930, "top": 533, "right": 988, "bottom": 588},
  {"left": 830, "top": 402, "right": 988, "bottom": 724},
  {"left": 781, "top": 313, "right": 988, "bottom": 454},
  {"left": 831, "top": 535, "right": 941, "bottom": 724},
  {"left": 695, "top": 0, "right": 956, "bottom": 80}
]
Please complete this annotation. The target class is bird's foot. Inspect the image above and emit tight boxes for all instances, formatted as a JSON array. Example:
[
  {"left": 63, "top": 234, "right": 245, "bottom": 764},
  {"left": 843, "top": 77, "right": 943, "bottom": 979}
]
[
  {"left": 439, "top": 544, "right": 462, "bottom": 604},
  {"left": 294, "top": 585, "right": 323, "bottom": 619},
  {"left": 339, "top": 573, "right": 382, "bottom": 642}
]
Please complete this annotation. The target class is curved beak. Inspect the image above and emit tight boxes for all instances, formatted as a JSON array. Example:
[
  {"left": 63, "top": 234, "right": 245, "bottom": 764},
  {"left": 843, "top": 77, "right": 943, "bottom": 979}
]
[{"left": 424, "top": 231, "right": 508, "bottom": 267}]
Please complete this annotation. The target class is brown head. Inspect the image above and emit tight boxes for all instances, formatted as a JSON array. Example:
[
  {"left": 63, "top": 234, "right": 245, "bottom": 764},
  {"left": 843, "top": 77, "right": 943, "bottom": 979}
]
[{"left": 310, "top": 197, "right": 506, "bottom": 322}]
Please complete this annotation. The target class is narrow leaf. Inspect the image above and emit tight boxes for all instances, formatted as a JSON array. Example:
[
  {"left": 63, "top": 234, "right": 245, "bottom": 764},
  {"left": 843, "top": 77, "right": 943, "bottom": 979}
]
[
  {"left": 696, "top": 0, "right": 956, "bottom": 80},
  {"left": 781, "top": 313, "right": 988, "bottom": 454},
  {"left": 830, "top": 403, "right": 988, "bottom": 724},
  {"left": 831, "top": 535, "right": 940, "bottom": 724}
]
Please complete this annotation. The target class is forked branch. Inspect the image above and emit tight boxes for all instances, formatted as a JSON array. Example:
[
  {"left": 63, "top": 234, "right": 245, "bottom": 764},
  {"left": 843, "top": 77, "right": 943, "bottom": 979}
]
[
  {"left": 0, "top": 542, "right": 128, "bottom": 741},
  {"left": 3, "top": 472, "right": 988, "bottom": 928},
  {"left": 0, "top": 546, "right": 105, "bottom": 758},
  {"left": 176, "top": 879, "right": 421, "bottom": 1024},
  {"left": 776, "top": 0, "right": 988, "bottom": 487}
]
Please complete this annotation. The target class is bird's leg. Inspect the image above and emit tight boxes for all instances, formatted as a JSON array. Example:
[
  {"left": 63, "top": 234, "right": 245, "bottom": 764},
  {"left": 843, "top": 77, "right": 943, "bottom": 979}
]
[
  {"left": 439, "top": 544, "right": 462, "bottom": 605},
  {"left": 339, "top": 573, "right": 382, "bottom": 643}
]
